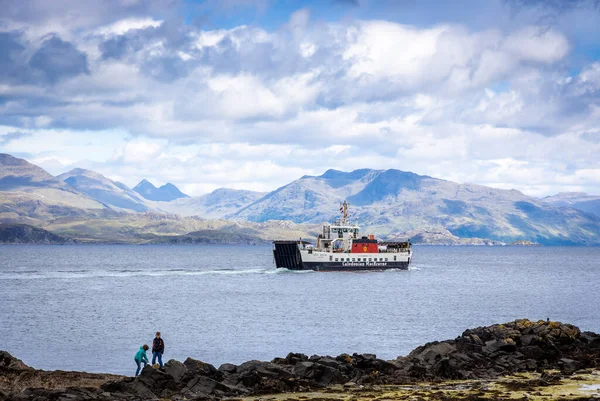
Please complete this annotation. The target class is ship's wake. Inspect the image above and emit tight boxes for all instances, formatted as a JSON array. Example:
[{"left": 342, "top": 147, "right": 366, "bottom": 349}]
[
  {"left": 0, "top": 267, "right": 317, "bottom": 280},
  {"left": 0, "top": 265, "right": 423, "bottom": 280}
]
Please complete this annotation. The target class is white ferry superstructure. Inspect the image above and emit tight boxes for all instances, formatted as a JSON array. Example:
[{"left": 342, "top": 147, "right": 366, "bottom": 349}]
[{"left": 273, "top": 201, "right": 412, "bottom": 271}]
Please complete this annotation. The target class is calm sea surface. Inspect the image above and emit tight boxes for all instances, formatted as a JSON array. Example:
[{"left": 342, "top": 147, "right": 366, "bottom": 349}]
[{"left": 0, "top": 245, "right": 599, "bottom": 375}]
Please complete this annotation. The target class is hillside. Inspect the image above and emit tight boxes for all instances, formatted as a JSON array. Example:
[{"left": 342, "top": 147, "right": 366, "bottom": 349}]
[
  {"left": 133, "top": 179, "right": 189, "bottom": 202},
  {"left": 155, "top": 188, "right": 266, "bottom": 218},
  {"left": 231, "top": 169, "right": 600, "bottom": 245},
  {"left": 38, "top": 213, "right": 318, "bottom": 244},
  {"left": 0, "top": 223, "right": 70, "bottom": 244},
  {"left": 150, "top": 229, "right": 267, "bottom": 245},
  {"left": 58, "top": 168, "right": 150, "bottom": 212},
  {"left": 542, "top": 192, "right": 600, "bottom": 218},
  {"left": 0, "top": 154, "right": 107, "bottom": 222}
]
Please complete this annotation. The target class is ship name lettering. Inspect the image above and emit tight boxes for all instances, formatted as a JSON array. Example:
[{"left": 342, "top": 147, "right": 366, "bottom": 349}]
[{"left": 341, "top": 262, "right": 388, "bottom": 267}]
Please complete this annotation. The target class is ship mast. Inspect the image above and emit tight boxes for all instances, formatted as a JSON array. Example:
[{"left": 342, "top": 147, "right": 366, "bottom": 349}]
[{"left": 340, "top": 200, "right": 348, "bottom": 224}]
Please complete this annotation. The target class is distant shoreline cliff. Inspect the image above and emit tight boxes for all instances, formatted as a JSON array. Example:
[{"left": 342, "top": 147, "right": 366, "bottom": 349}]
[{"left": 0, "top": 223, "right": 546, "bottom": 246}]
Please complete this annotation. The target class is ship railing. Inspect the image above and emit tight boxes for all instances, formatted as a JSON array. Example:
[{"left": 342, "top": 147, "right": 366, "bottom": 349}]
[
  {"left": 308, "top": 248, "right": 411, "bottom": 253},
  {"left": 378, "top": 249, "right": 410, "bottom": 253}
]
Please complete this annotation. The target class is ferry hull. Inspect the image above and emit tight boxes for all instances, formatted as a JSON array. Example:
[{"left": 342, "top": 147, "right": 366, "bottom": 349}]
[
  {"left": 273, "top": 242, "right": 411, "bottom": 271},
  {"left": 298, "top": 261, "right": 409, "bottom": 272}
]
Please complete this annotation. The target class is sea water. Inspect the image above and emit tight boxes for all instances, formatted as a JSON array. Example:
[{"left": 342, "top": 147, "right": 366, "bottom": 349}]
[{"left": 0, "top": 245, "right": 598, "bottom": 375}]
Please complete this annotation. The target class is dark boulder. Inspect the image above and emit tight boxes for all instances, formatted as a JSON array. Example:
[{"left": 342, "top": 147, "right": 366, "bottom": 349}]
[
  {"left": 182, "top": 375, "right": 241, "bottom": 398},
  {"left": 273, "top": 352, "right": 308, "bottom": 366},
  {"left": 137, "top": 365, "right": 177, "bottom": 393},
  {"left": 317, "top": 365, "right": 344, "bottom": 386},
  {"left": 558, "top": 358, "right": 580, "bottom": 375},
  {"left": 483, "top": 339, "right": 517, "bottom": 354},
  {"left": 292, "top": 361, "right": 317, "bottom": 380},
  {"left": 581, "top": 332, "right": 600, "bottom": 349},
  {"left": 218, "top": 363, "right": 237, "bottom": 374},
  {"left": 224, "top": 360, "right": 304, "bottom": 395},
  {"left": 520, "top": 334, "right": 538, "bottom": 346},
  {"left": 292, "top": 361, "right": 345, "bottom": 386},
  {"left": 315, "top": 357, "right": 346, "bottom": 372},
  {"left": 103, "top": 377, "right": 157, "bottom": 400},
  {"left": 163, "top": 359, "right": 187, "bottom": 383},
  {"left": 409, "top": 342, "right": 456, "bottom": 364},
  {"left": 183, "top": 358, "right": 222, "bottom": 381}
]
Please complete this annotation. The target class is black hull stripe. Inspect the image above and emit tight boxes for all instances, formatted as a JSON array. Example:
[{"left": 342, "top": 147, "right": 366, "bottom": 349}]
[{"left": 277, "top": 261, "right": 409, "bottom": 271}]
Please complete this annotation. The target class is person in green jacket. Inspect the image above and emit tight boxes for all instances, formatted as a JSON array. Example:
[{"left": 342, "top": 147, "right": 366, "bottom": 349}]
[{"left": 134, "top": 344, "right": 149, "bottom": 376}]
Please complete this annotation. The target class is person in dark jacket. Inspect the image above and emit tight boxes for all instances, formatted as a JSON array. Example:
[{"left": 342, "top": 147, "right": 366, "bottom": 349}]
[
  {"left": 152, "top": 332, "right": 165, "bottom": 367},
  {"left": 134, "top": 344, "right": 149, "bottom": 376}
]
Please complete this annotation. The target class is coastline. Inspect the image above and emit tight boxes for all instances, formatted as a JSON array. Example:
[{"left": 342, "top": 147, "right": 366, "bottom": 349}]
[{"left": 2, "top": 319, "right": 599, "bottom": 400}]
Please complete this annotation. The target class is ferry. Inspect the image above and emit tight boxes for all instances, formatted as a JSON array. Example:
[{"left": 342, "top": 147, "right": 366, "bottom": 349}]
[{"left": 273, "top": 201, "right": 412, "bottom": 271}]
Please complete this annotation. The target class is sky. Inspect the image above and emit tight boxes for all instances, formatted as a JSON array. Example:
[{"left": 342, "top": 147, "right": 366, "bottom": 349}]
[{"left": 0, "top": 0, "right": 600, "bottom": 197}]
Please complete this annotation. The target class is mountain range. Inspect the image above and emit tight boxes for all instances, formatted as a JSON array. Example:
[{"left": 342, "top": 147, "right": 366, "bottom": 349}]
[
  {"left": 156, "top": 188, "right": 266, "bottom": 219},
  {"left": 230, "top": 168, "right": 600, "bottom": 245},
  {"left": 1, "top": 153, "right": 599, "bottom": 245},
  {"left": 133, "top": 179, "right": 189, "bottom": 202},
  {"left": 542, "top": 192, "right": 600, "bottom": 217},
  {"left": 57, "top": 168, "right": 150, "bottom": 212}
]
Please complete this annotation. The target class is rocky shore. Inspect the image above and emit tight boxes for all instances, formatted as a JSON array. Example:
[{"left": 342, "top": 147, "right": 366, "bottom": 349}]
[{"left": 1, "top": 319, "right": 600, "bottom": 400}]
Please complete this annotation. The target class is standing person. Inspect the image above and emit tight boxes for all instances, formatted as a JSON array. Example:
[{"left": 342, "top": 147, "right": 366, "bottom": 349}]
[
  {"left": 152, "top": 332, "right": 165, "bottom": 368},
  {"left": 134, "top": 344, "right": 149, "bottom": 376}
]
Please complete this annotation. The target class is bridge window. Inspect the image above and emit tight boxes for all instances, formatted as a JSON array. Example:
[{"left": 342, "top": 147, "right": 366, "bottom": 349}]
[
  {"left": 352, "top": 258, "right": 355, "bottom": 261},
  {"left": 394, "top": 256, "right": 397, "bottom": 261},
  {"left": 329, "top": 256, "right": 332, "bottom": 261}
]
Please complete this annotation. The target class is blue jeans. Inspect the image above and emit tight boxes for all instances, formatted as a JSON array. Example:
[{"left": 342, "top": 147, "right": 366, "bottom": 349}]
[
  {"left": 152, "top": 351, "right": 163, "bottom": 367},
  {"left": 135, "top": 359, "right": 147, "bottom": 376}
]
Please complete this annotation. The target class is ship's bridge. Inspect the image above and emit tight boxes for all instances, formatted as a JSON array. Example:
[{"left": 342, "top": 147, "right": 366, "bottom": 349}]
[
  {"left": 328, "top": 223, "right": 359, "bottom": 240},
  {"left": 317, "top": 221, "right": 360, "bottom": 252},
  {"left": 315, "top": 200, "right": 362, "bottom": 252}
]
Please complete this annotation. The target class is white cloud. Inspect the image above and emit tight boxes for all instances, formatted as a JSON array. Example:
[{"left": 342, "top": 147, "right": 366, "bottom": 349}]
[
  {"left": 111, "top": 139, "right": 165, "bottom": 164},
  {"left": 503, "top": 26, "right": 569, "bottom": 64},
  {"left": 1, "top": 6, "right": 600, "bottom": 197},
  {"left": 95, "top": 18, "right": 163, "bottom": 36},
  {"left": 344, "top": 21, "right": 443, "bottom": 80}
]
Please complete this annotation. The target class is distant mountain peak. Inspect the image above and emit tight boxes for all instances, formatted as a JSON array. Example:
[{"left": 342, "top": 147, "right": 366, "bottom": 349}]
[
  {"left": 541, "top": 191, "right": 600, "bottom": 217},
  {"left": 0, "top": 153, "right": 67, "bottom": 189},
  {"left": 57, "top": 168, "right": 149, "bottom": 212},
  {"left": 133, "top": 179, "right": 189, "bottom": 202},
  {"left": 138, "top": 178, "right": 154, "bottom": 186},
  {"left": 544, "top": 191, "right": 589, "bottom": 199},
  {"left": 319, "top": 168, "right": 378, "bottom": 179},
  {"left": 0, "top": 153, "right": 30, "bottom": 166},
  {"left": 162, "top": 183, "right": 179, "bottom": 190},
  {"left": 58, "top": 168, "right": 107, "bottom": 181},
  {"left": 134, "top": 179, "right": 157, "bottom": 190}
]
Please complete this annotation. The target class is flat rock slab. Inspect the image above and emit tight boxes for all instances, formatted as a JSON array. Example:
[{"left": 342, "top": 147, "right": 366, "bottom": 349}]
[{"left": 238, "top": 370, "right": 600, "bottom": 401}]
